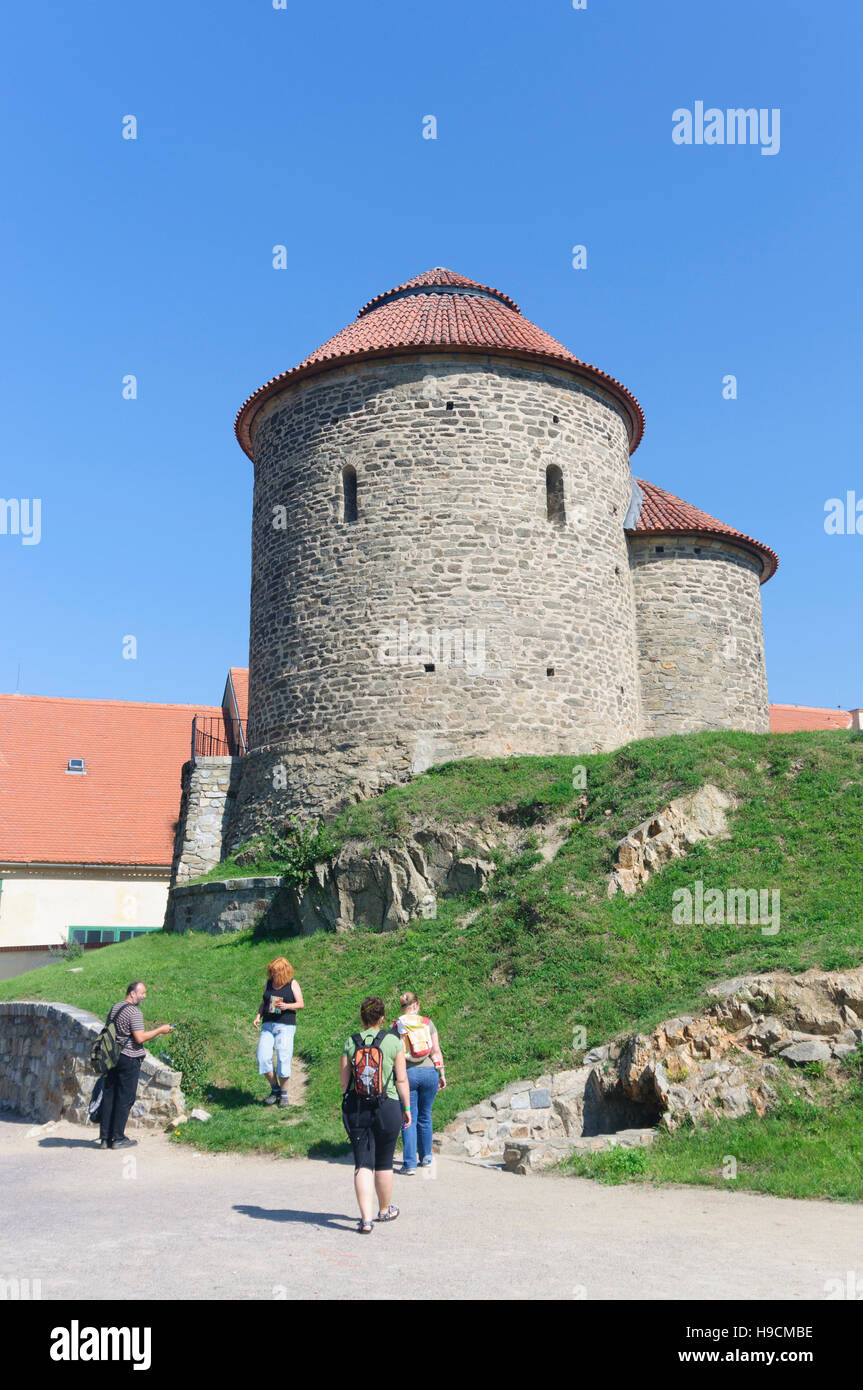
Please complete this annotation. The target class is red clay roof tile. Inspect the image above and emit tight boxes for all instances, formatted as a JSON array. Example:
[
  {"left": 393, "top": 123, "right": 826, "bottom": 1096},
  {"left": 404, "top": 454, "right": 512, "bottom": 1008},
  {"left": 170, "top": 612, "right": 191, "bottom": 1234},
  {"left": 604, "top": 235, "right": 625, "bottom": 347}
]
[
  {"left": 358, "top": 267, "right": 521, "bottom": 315},
  {"left": 631, "top": 478, "right": 779, "bottom": 582},
  {"left": 0, "top": 694, "right": 223, "bottom": 867},
  {"left": 235, "top": 267, "right": 644, "bottom": 458},
  {"left": 769, "top": 705, "right": 852, "bottom": 733}
]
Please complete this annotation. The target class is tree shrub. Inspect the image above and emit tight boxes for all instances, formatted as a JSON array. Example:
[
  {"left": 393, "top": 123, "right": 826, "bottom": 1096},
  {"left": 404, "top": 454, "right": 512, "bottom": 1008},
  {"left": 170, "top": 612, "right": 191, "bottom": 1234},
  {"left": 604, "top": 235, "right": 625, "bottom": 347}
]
[{"left": 161, "top": 1021, "right": 210, "bottom": 1102}]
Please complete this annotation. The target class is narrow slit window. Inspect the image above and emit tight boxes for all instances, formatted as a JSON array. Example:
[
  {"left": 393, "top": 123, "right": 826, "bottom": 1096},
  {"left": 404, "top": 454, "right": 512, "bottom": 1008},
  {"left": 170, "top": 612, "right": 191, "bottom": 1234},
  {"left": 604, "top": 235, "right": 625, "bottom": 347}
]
[
  {"left": 546, "top": 464, "right": 565, "bottom": 527},
  {"left": 342, "top": 465, "right": 358, "bottom": 523}
]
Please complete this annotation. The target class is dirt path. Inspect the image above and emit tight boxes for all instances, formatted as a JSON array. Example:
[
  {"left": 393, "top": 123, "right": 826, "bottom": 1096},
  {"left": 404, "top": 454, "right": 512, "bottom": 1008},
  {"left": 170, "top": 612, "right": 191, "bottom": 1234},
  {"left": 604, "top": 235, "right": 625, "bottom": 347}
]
[{"left": 1, "top": 1114, "right": 859, "bottom": 1300}]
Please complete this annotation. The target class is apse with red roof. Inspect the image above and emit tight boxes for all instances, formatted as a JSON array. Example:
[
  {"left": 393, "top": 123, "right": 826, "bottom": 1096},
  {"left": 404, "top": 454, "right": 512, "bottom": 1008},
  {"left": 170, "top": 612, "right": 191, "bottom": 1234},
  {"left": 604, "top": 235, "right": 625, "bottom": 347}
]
[{"left": 226, "top": 267, "right": 778, "bottom": 847}]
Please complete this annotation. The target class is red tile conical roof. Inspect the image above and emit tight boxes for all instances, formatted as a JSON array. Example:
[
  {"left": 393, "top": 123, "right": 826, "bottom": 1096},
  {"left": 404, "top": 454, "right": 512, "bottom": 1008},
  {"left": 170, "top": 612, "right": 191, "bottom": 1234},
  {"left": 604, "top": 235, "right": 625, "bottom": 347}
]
[
  {"left": 235, "top": 267, "right": 644, "bottom": 457},
  {"left": 631, "top": 478, "right": 778, "bottom": 581},
  {"left": 358, "top": 267, "right": 521, "bottom": 315}
]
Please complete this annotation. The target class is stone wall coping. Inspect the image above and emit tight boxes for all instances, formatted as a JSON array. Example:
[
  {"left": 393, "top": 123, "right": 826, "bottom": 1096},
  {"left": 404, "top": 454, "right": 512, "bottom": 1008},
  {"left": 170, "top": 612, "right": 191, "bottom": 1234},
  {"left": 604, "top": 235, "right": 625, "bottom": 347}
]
[
  {"left": 0, "top": 1000, "right": 102, "bottom": 1031},
  {"left": 0, "top": 999, "right": 182, "bottom": 1088},
  {"left": 172, "top": 875, "right": 285, "bottom": 898}
]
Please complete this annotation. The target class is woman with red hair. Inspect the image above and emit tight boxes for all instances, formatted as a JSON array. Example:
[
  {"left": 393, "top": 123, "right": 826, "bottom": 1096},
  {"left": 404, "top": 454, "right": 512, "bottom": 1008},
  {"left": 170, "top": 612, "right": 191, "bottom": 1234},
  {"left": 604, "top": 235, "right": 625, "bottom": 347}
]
[{"left": 254, "top": 957, "right": 304, "bottom": 1107}]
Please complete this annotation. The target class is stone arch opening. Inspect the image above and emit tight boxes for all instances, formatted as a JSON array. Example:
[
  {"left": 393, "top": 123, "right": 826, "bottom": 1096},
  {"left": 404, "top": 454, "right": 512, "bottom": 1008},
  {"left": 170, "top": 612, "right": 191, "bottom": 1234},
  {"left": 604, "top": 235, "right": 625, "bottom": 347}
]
[
  {"left": 342, "top": 465, "right": 358, "bottom": 523},
  {"left": 546, "top": 463, "right": 565, "bottom": 527}
]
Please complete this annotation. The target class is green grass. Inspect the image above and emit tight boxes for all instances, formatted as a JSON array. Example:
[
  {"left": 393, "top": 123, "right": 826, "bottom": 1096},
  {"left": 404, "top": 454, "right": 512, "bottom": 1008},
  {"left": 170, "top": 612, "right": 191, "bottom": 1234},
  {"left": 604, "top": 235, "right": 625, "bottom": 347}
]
[{"left": 2, "top": 730, "right": 862, "bottom": 1187}]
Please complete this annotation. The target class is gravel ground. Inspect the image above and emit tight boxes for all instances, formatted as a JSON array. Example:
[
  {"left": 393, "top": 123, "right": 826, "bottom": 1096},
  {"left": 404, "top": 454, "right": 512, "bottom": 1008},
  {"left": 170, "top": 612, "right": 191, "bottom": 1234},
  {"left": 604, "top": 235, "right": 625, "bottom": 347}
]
[{"left": 2, "top": 1113, "right": 860, "bottom": 1301}]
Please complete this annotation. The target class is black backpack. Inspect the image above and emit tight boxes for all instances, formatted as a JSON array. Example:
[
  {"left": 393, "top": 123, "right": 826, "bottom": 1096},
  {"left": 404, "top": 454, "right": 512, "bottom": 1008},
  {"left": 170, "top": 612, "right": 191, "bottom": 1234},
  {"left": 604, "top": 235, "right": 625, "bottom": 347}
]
[{"left": 89, "top": 1003, "right": 135, "bottom": 1075}]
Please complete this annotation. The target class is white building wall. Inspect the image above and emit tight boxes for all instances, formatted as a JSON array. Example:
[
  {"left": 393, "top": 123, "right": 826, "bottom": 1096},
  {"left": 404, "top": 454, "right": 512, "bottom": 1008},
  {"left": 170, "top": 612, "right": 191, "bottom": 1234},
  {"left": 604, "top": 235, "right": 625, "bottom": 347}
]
[{"left": 0, "top": 867, "right": 169, "bottom": 947}]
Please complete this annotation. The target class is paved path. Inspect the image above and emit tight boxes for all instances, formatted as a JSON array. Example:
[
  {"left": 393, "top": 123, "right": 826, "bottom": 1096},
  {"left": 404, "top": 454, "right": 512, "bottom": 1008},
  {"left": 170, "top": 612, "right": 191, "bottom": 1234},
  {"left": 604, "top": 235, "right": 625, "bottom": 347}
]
[{"left": 2, "top": 1114, "right": 860, "bottom": 1300}]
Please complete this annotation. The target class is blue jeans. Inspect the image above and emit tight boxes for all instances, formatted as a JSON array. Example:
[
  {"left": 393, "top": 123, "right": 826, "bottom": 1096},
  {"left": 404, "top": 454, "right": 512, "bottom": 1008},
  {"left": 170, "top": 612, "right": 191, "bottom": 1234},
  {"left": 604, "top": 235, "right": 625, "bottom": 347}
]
[
  {"left": 401, "top": 1065, "right": 439, "bottom": 1168},
  {"left": 256, "top": 1022, "right": 295, "bottom": 1078}
]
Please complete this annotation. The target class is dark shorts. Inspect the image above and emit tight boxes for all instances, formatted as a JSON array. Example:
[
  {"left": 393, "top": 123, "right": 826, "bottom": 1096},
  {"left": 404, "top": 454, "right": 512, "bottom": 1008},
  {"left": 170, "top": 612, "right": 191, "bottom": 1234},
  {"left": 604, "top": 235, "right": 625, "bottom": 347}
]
[{"left": 342, "top": 1096, "right": 403, "bottom": 1172}]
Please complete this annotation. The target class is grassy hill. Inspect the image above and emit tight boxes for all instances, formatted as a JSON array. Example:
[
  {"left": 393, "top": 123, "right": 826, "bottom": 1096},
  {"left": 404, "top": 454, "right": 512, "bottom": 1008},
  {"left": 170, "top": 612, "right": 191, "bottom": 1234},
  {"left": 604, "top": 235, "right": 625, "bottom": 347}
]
[{"left": 3, "top": 730, "right": 862, "bottom": 1197}]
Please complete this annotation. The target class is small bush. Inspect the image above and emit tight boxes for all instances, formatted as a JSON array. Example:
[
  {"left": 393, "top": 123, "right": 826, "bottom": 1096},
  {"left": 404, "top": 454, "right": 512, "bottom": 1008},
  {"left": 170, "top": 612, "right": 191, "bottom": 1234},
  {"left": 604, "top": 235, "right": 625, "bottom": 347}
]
[
  {"left": 161, "top": 1021, "right": 210, "bottom": 1102},
  {"left": 563, "top": 1144, "right": 650, "bottom": 1184},
  {"left": 271, "top": 820, "right": 338, "bottom": 887},
  {"left": 48, "top": 939, "right": 84, "bottom": 963},
  {"left": 210, "top": 819, "right": 338, "bottom": 887}
]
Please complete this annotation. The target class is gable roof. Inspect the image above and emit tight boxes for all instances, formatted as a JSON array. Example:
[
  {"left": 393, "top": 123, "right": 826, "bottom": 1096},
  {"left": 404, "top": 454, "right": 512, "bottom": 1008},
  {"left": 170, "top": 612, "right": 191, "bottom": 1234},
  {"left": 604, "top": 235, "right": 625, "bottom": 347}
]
[
  {"left": 0, "top": 694, "right": 222, "bottom": 867},
  {"left": 234, "top": 266, "right": 645, "bottom": 458},
  {"left": 630, "top": 478, "right": 779, "bottom": 582}
]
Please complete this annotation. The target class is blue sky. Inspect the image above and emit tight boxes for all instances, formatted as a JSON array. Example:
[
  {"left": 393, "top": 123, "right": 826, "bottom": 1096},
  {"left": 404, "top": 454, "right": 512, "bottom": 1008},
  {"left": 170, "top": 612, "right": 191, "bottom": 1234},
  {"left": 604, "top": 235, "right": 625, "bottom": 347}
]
[{"left": 1, "top": 0, "right": 859, "bottom": 709}]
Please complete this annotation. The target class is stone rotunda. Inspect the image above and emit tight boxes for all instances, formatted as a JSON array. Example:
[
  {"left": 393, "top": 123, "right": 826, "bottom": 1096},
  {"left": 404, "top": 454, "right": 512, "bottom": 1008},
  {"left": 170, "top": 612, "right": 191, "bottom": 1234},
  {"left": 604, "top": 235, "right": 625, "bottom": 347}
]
[{"left": 224, "top": 267, "right": 777, "bottom": 847}]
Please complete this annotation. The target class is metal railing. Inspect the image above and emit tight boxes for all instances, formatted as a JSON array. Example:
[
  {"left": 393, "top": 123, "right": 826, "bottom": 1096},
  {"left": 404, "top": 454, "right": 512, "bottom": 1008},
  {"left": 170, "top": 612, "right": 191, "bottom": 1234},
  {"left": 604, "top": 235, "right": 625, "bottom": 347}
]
[{"left": 191, "top": 715, "right": 247, "bottom": 761}]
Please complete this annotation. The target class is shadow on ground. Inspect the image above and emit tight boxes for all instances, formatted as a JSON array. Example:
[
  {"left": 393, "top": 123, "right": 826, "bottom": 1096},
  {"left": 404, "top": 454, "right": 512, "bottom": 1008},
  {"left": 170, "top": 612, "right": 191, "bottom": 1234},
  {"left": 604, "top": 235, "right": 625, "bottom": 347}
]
[
  {"left": 234, "top": 1203, "right": 355, "bottom": 1231},
  {"left": 205, "top": 1086, "right": 259, "bottom": 1110},
  {"left": 39, "top": 1136, "right": 100, "bottom": 1148}
]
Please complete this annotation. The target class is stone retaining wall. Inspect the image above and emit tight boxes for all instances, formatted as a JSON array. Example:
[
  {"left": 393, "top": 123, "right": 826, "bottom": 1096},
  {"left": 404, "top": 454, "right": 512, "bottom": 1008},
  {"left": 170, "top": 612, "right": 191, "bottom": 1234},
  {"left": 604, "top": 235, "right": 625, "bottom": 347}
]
[
  {"left": 164, "top": 877, "right": 294, "bottom": 935},
  {"left": 438, "top": 966, "right": 863, "bottom": 1174},
  {"left": 434, "top": 1061, "right": 656, "bottom": 1169},
  {"left": 0, "top": 1001, "right": 185, "bottom": 1128}
]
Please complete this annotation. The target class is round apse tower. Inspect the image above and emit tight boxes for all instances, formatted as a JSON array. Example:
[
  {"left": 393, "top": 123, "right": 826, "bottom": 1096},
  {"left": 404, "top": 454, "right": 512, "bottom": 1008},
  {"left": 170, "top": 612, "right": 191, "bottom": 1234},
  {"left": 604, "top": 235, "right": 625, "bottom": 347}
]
[{"left": 226, "top": 267, "right": 646, "bottom": 847}]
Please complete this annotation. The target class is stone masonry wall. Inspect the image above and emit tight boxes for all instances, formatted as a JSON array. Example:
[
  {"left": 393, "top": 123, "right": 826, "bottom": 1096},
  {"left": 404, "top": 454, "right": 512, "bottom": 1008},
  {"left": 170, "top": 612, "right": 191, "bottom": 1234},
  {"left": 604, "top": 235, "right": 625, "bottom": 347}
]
[
  {"left": 165, "top": 876, "right": 290, "bottom": 935},
  {"left": 227, "top": 354, "right": 641, "bottom": 844},
  {"left": 0, "top": 1001, "right": 185, "bottom": 1128},
  {"left": 169, "top": 756, "right": 243, "bottom": 888},
  {"left": 629, "top": 537, "right": 769, "bottom": 736}
]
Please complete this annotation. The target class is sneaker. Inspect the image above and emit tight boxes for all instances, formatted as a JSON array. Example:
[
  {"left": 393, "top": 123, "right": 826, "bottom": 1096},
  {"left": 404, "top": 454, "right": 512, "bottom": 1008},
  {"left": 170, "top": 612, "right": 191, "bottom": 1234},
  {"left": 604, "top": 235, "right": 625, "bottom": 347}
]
[
  {"left": 109, "top": 1138, "right": 137, "bottom": 1150},
  {"left": 263, "top": 1087, "right": 280, "bottom": 1105},
  {"left": 399, "top": 1165, "right": 417, "bottom": 1175},
  {"left": 277, "top": 1092, "right": 290, "bottom": 1108},
  {"left": 97, "top": 1139, "right": 110, "bottom": 1149},
  {"left": 420, "top": 1157, "right": 434, "bottom": 1168}
]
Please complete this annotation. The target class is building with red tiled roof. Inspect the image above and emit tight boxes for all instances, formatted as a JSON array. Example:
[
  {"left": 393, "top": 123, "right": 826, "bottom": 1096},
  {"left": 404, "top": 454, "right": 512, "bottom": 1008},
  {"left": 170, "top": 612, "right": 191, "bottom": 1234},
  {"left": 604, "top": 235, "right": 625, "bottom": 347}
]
[
  {"left": 769, "top": 705, "right": 860, "bottom": 733},
  {"left": 0, "top": 679, "right": 245, "bottom": 972},
  {"left": 219, "top": 266, "right": 783, "bottom": 848}
]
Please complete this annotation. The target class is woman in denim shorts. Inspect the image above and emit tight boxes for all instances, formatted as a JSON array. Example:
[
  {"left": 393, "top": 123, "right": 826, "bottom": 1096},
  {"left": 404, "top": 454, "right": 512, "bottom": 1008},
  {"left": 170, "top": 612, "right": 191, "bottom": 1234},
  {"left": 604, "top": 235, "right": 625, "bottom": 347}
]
[{"left": 254, "top": 957, "right": 304, "bottom": 1107}]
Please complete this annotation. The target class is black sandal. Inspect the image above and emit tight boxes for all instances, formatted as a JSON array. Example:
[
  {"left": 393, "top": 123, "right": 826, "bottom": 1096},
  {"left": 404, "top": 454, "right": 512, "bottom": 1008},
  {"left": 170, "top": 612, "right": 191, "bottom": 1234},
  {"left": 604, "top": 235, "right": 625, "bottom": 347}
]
[
  {"left": 375, "top": 1204, "right": 400, "bottom": 1222},
  {"left": 357, "top": 1219, "right": 374, "bottom": 1234}
]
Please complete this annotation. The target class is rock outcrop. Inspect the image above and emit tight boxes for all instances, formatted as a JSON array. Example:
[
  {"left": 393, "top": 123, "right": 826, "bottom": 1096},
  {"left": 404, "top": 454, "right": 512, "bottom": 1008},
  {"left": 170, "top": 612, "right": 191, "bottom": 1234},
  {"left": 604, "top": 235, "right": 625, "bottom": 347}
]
[
  {"left": 171, "top": 813, "right": 575, "bottom": 935},
  {"left": 608, "top": 783, "right": 735, "bottom": 897},
  {"left": 285, "top": 827, "right": 496, "bottom": 933},
  {"left": 437, "top": 965, "right": 863, "bottom": 1173}
]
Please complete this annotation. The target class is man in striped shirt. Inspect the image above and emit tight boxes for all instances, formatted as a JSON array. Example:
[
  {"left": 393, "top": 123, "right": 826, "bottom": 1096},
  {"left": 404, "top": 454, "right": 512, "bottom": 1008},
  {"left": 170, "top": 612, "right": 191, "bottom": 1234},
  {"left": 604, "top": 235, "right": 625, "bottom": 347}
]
[{"left": 98, "top": 982, "right": 173, "bottom": 1150}]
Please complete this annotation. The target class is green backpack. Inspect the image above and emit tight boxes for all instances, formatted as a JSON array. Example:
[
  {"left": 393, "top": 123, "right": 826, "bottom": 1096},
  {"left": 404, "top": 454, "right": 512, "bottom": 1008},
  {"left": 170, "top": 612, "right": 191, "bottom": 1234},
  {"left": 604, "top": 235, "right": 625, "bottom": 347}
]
[{"left": 90, "top": 1003, "right": 135, "bottom": 1075}]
